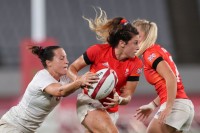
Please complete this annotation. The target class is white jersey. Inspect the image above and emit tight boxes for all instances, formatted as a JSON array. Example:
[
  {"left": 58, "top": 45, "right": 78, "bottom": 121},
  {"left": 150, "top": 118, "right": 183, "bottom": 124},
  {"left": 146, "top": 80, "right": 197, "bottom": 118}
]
[{"left": 1, "top": 69, "right": 70, "bottom": 133}]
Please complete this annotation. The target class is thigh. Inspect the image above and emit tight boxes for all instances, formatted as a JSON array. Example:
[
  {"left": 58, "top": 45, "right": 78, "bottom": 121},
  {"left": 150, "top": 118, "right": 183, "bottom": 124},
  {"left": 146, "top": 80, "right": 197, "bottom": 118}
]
[
  {"left": 76, "top": 93, "right": 105, "bottom": 123},
  {"left": 147, "top": 118, "right": 177, "bottom": 133},
  {"left": 82, "top": 109, "right": 118, "bottom": 133}
]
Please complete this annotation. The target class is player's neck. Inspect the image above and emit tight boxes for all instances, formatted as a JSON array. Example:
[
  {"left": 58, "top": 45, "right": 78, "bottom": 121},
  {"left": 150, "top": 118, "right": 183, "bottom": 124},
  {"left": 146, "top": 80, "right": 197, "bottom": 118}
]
[{"left": 114, "top": 48, "right": 127, "bottom": 61}]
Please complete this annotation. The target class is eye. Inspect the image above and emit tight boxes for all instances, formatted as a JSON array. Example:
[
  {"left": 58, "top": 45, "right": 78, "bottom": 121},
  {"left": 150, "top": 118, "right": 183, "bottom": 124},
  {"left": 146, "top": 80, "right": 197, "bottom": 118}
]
[
  {"left": 134, "top": 40, "right": 138, "bottom": 45},
  {"left": 60, "top": 55, "right": 67, "bottom": 60},
  {"left": 60, "top": 56, "right": 65, "bottom": 60}
]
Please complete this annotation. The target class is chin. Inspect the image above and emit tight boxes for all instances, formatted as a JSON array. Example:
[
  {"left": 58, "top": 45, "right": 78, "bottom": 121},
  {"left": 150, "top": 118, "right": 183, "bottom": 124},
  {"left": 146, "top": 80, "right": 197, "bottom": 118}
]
[
  {"left": 61, "top": 69, "right": 68, "bottom": 74},
  {"left": 130, "top": 54, "right": 136, "bottom": 58}
]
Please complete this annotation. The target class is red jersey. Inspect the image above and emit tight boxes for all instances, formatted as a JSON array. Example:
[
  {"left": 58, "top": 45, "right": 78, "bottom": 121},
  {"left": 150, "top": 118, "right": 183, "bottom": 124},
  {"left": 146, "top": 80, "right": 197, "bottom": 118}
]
[
  {"left": 143, "top": 44, "right": 188, "bottom": 104},
  {"left": 83, "top": 44, "right": 143, "bottom": 112}
]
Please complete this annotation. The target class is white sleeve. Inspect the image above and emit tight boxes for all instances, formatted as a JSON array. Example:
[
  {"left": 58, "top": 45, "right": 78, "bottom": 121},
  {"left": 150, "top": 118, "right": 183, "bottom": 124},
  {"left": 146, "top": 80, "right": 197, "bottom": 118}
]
[{"left": 33, "top": 70, "right": 58, "bottom": 91}]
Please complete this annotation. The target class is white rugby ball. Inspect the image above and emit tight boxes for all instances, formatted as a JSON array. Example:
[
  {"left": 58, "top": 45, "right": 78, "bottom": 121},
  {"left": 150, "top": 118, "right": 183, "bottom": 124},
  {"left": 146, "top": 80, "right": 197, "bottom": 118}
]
[{"left": 87, "top": 68, "right": 118, "bottom": 100}]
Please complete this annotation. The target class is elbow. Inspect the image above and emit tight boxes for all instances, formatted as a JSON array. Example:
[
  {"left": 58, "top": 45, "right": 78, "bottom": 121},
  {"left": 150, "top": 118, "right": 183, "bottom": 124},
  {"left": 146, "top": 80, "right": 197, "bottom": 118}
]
[
  {"left": 58, "top": 88, "right": 67, "bottom": 97},
  {"left": 59, "top": 88, "right": 76, "bottom": 97},
  {"left": 54, "top": 91, "right": 64, "bottom": 97},
  {"left": 55, "top": 88, "right": 65, "bottom": 97}
]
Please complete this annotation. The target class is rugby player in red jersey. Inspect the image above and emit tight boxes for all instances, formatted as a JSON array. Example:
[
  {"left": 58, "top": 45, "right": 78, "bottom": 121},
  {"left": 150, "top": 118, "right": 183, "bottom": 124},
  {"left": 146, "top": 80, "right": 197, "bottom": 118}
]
[
  {"left": 133, "top": 19, "right": 194, "bottom": 133},
  {"left": 68, "top": 8, "right": 143, "bottom": 133}
]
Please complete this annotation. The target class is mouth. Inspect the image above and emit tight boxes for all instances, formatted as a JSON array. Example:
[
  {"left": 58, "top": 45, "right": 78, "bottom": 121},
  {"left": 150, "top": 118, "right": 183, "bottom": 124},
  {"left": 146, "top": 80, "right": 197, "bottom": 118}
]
[{"left": 64, "top": 66, "right": 68, "bottom": 69}]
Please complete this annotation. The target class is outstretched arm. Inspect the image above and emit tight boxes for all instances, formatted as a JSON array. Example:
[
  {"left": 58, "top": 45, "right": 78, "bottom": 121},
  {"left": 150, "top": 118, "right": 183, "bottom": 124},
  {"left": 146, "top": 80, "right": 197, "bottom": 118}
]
[
  {"left": 44, "top": 71, "right": 98, "bottom": 97},
  {"left": 44, "top": 55, "right": 99, "bottom": 97}
]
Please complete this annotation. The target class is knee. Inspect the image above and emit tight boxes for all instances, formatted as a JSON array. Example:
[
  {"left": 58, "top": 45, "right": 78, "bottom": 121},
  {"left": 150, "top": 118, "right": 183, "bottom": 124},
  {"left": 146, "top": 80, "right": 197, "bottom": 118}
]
[
  {"left": 86, "top": 123, "right": 118, "bottom": 133},
  {"left": 147, "top": 124, "right": 159, "bottom": 133},
  {"left": 147, "top": 126, "right": 155, "bottom": 133}
]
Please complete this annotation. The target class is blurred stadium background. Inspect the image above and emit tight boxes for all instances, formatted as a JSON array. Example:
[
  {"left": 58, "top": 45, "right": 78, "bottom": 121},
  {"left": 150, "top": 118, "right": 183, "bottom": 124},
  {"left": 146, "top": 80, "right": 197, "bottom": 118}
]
[{"left": 0, "top": 0, "right": 200, "bottom": 132}]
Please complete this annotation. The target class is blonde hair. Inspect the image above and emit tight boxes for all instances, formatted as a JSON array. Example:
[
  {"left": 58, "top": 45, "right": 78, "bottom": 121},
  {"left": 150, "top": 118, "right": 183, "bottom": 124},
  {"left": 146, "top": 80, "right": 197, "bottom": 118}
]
[
  {"left": 82, "top": 7, "right": 110, "bottom": 43},
  {"left": 132, "top": 19, "right": 158, "bottom": 57}
]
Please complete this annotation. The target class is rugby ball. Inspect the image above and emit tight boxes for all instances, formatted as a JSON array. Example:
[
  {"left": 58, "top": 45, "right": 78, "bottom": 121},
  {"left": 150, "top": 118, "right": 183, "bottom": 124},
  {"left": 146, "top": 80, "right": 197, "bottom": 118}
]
[{"left": 87, "top": 68, "right": 118, "bottom": 100}]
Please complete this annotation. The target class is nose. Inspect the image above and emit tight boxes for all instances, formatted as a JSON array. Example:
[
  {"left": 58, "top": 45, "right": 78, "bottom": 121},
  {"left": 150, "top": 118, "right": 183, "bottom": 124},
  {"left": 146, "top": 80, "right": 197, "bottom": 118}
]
[
  {"left": 136, "top": 44, "right": 140, "bottom": 50},
  {"left": 65, "top": 58, "right": 69, "bottom": 64}
]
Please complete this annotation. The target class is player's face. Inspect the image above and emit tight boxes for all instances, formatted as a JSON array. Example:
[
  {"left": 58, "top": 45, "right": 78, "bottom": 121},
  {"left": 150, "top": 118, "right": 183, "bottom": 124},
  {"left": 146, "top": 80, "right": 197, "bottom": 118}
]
[
  {"left": 123, "top": 35, "right": 140, "bottom": 58},
  {"left": 50, "top": 48, "right": 69, "bottom": 76}
]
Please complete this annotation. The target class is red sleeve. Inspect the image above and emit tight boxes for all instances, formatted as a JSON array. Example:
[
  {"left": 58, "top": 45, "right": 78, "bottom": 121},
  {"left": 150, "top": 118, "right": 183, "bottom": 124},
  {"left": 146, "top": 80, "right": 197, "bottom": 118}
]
[
  {"left": 144, "top": 51, "right": 163, "bottom": 69},
  {"left": 130, "top": 59, "right": 143, "bottom": 77},
  {"left": 83, "top": 44, "right": 101, "bottom": 64},
  {"left": 127, "top": 58, "right": 143, "bottom": 81}
]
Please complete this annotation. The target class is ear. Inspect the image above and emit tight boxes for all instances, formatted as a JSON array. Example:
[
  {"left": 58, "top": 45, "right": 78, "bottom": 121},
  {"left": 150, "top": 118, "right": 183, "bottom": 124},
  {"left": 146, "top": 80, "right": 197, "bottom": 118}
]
[
  {"left": 46, "top": 60, "right": 52, "bottom": 67},
  {"left": 119, "top": 40, "right": 126, "bottom": 48}
]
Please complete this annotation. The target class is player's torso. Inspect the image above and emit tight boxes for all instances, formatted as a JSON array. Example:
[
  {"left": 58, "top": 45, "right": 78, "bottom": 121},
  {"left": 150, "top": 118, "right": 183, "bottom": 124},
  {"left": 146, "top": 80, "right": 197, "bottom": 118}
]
[
  {"left": 143, "top": 45, "right": 179, "bottom": 85},
  {"left": 89, "top": 45, "right": 139, "bottom": 91},
  {"left": 143, "top": 45, "right": 188, "bottom": 102}
]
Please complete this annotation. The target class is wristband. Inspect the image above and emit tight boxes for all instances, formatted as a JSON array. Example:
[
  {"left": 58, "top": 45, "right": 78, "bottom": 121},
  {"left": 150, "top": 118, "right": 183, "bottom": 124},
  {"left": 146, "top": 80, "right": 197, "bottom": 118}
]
[
  {"left": 152, "top": 100, "right": 159, "bottom": 107},
  {"left": 148, "top": 101, "right": 157, "bottom": 110}
]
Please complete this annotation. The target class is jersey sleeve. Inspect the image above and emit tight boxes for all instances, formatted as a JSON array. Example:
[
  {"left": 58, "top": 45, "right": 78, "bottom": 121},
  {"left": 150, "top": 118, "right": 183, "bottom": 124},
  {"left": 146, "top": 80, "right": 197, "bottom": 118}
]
[
  {"left": 127, "top": 59, "right": 143, "bottom": 81},
  {"left": 144, "top": 51, "right": 164, "bottom": 70},
  {"left": 83, "top": 44, "right": 101, "bottom": 65},
  {"left": 34, "top": 70, "right": 58, "bottom": 91}
]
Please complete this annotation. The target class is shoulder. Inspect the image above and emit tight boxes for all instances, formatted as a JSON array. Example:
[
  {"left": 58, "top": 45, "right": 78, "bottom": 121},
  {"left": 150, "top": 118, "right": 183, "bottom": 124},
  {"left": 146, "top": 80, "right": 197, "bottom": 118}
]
[
  {"left": 87, "top": 44, "right": 110, "bottom": 51},
  {"left": 32, "top": 69, "right": 55, "bottom": 84},
  {"left": 130, "top": 56, "right": 143, "bottom": 65},
  {"left": 34, "top": 69, "right": 50, "bottom": 78},
  {"left": 126, "top": 56, "right": 143, "bottom": 70},
  {"left": 143, "top": 45, "right": 162, "bottom": 60},
  {"left": 86, "top": 44, "right": 111, "bottom": 57}
]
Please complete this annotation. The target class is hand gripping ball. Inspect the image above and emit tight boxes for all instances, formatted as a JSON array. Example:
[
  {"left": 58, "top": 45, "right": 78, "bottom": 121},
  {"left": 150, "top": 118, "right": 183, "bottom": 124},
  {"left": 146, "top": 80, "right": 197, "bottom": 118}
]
[{"left": 87, "top": 68, "right": 118, "bottom": 100}]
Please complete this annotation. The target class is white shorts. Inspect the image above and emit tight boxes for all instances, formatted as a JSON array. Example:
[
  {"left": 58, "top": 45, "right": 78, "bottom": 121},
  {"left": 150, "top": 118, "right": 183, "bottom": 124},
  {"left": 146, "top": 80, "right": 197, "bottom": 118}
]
[
  {"left": 76, "top": 93, "right": 119, "bottom": 124},
  {"left": 154, "top": 99, "right": 194, "bottom": 132},
  {"left": 0, "top": 119, "right": 25, "bottom": 133}
]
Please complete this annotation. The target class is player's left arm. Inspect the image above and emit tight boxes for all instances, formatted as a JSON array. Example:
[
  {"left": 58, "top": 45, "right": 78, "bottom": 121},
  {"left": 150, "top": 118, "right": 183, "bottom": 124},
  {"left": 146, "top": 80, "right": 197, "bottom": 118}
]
[
  {"left": 117, "top": 81, "right": 139, "bottom": 105},
  {"left": 105, "top": 59, "right": 143, "bottom": 107},
  {"left": 117, "top": 60, "right": 143, "bottom": 105},
  {"left": 155, "top": 60, "right": 177, "bottom": 123},
  {"left": 156, "top": 60, "right": 177, "bottom": 108}
]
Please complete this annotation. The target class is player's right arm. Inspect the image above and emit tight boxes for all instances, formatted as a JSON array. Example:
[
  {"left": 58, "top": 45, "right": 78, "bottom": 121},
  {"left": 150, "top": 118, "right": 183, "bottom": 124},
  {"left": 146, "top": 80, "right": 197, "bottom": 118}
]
[
  {"left": 134, "top": 96, "right": 159, "bottom": 121},
  {"left": 44, "top": 53, "right": 99, "bottom": 97},
  {"left": 44, "top": 72, "right": 98, "bottom": 97}
]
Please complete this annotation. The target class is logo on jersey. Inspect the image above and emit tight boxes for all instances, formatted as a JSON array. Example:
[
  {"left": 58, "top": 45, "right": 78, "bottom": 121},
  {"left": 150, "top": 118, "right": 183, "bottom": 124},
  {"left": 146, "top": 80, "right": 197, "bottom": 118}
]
[
  {"left": 147, "top": 53, "right": 156, "bottom": 62},
  {"left": 102, "top": 62, "right": 109, "bottom": 67},
  {"left": 137, "top": 68, "right": 142, "bottom": 74},
  {"left": 124, "top": 68, "right": 129, "bottom": 76}
]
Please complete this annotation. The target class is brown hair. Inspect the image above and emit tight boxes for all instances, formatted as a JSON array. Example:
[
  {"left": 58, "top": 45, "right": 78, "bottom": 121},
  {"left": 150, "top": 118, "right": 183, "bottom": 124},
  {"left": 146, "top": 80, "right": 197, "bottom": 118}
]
[
  {"left": 83, "top": 7, "right": 139, "bottom": 48},
  {"left": 28, "top": 45, "right": 61, "bottom": 68}
]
